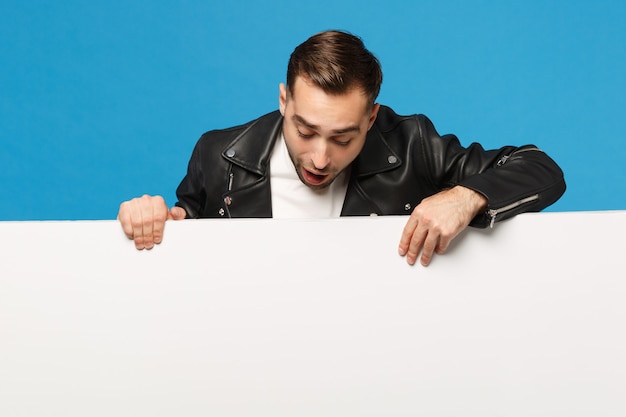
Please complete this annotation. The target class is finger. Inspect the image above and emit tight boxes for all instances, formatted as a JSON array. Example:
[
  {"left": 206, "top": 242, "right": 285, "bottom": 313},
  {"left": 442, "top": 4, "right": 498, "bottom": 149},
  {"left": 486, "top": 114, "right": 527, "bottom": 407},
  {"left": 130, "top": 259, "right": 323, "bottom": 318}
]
[
  {"left": 127, "top": 199, "right": 147, "bottom": 250},
  {"left": 398, "top": 214, "right": 419, "bottom": 255},
  {"left": 118, "top": 202, "right": 135, "bottom": 239},
  {"left": 151, "top": 198, "right": 169, "bottom": 245},
  {"left": 435, "top": 235, "right": 453, "bottom": 255},
  {"left": 169, "top": 206, "right": 187, "bottom": 220},
  {"left": 406, "top": 225, "right": 427, "bottom": 266},
  {"left": 139, "top": 195, "right": 155, "bottom": 249},
  {"left": 420, "top": 233, "right": 440, "bottom": 266}
]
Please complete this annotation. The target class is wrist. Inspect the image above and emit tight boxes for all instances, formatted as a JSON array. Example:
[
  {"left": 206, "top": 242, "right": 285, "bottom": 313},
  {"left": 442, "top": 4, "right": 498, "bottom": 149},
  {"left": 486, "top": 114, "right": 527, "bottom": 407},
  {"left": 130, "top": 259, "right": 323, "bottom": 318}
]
[{"left": 455, "top": 185, "right": 488, "bottom": 216}]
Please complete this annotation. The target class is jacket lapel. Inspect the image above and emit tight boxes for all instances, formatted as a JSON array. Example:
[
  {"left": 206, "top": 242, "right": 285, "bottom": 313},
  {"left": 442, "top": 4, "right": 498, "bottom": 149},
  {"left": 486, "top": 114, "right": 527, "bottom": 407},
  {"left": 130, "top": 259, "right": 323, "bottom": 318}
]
[
  {"left": 221, "top": 111, "right": 283, "bottom": 218},
  {"left": 341, "top": 119, "right": 403, "bottom": 216},
  {"left": 353, "top": 125, "right": 402, "bottom": 177}
]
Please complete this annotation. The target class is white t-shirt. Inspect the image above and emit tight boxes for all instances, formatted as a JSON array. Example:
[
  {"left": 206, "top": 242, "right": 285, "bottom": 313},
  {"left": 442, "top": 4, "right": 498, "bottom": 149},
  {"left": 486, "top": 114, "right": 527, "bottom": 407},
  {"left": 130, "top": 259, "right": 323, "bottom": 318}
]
[{"left": 269, "top": 133, "right": 349, "bottom": 218}]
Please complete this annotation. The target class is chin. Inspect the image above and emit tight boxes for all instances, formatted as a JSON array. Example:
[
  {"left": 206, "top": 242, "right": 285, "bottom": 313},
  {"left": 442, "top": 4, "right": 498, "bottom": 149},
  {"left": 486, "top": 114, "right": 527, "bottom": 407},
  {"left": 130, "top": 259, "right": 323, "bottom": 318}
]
[{"left": 305, "top": 181, "right": 332, "bottom": 191}]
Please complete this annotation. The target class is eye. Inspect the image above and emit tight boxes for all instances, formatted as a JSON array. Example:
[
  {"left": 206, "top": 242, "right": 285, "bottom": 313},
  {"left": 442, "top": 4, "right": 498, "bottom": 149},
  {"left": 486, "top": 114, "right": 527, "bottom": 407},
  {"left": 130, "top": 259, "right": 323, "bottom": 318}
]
[
  {"left": 296, "top": 128, "right": 314, "bottom": 139},
  {"left": 333, "top": 138, "right": 351, "bottom": 146}
]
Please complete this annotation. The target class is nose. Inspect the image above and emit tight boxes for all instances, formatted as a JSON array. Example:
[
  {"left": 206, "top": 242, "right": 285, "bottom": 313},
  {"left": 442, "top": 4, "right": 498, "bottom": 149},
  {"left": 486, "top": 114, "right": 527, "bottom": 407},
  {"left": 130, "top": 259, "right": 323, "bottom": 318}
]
[{"left": 311, "top": 140, "right": 330, "bottom": 171}]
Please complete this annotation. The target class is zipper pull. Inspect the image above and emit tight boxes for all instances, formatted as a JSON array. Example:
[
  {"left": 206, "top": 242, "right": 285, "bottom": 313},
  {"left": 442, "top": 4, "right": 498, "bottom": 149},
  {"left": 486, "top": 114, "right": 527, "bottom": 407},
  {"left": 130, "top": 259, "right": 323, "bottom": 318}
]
[{"left": 488, "top": 209, "right": 497, "bottom": 228}]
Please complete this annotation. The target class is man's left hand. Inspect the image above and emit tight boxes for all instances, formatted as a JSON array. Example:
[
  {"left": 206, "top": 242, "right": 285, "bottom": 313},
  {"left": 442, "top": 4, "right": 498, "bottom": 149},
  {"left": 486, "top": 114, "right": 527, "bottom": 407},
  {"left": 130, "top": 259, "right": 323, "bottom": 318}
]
[{"left": 398, "top": 186, "right": 487, "bottom": 266}]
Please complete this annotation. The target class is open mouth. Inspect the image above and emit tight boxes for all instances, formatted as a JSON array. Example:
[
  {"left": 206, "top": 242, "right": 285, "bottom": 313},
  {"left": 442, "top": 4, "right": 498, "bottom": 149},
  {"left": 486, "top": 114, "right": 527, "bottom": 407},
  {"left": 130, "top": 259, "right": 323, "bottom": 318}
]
[{"left": 302, "top": 168, "right": 328, "bottom": 186}]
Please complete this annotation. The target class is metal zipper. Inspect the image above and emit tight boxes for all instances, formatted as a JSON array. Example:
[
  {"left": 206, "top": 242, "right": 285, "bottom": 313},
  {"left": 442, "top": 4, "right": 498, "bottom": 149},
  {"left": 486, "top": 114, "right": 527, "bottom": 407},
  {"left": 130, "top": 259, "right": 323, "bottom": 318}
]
[
  {"left": 497, "top": 146, "right": 542, "bottom": 167},
  {"left": 488, "top": 194, "right": 539, "bottom": 228}
]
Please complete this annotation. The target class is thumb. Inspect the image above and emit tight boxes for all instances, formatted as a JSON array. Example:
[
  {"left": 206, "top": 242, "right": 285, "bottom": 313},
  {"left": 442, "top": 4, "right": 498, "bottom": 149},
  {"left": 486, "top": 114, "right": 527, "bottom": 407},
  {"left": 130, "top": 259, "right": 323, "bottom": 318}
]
[{"left": 168, "top": 206, "right": 187, "bottom": 220}]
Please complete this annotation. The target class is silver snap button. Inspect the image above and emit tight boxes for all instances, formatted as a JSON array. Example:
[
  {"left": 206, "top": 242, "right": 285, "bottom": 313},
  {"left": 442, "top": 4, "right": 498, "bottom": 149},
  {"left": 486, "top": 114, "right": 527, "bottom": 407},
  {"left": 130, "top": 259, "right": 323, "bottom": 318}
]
[
  {"left": 218, "top": 208, "right": 225, "bottom": 216},
  {"left": 225, "top": 149, "right": 236, "bottom": 157},
  {"left": 404, "top": 203, "right": 412, "bottom": 211},
  {"left": 388, "top": 155, "right": 397, "bottom": 164}
]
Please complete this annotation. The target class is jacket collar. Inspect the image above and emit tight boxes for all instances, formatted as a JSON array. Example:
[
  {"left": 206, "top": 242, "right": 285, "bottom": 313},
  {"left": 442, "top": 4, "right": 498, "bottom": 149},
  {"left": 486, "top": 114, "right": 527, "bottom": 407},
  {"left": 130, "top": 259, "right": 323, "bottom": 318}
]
[
  {"left": 221, "top": 111, "right": 283, "bottom": 176},
  {"left": 221, "top": 109, "right": 401, "bottom": 177},
  {"left": 354, "top": 124, "right": 402, "bottom": 177}
]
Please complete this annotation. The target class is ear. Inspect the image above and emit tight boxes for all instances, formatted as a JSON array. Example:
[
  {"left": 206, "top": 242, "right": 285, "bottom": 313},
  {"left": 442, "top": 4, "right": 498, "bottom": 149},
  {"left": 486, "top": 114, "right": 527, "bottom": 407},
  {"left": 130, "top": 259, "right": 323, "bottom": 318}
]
[
  {"left": 279, "top": 83, "right": 287, "bottom": 116},
  {"left": 367, "top": 103, "right": 380, "bottom": 130}
]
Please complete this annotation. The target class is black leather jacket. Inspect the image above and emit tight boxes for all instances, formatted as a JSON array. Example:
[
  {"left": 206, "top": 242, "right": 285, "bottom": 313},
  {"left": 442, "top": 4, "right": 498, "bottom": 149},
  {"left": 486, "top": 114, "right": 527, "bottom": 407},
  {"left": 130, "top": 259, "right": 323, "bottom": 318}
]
[{"left": 175, "top": 105, "right": 565, "bottom": 227}]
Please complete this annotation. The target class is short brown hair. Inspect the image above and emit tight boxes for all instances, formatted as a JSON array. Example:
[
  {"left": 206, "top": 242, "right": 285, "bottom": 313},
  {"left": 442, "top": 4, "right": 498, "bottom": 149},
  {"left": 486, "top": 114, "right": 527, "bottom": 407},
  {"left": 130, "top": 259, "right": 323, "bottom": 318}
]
[{"left": 286, "top": 30, "right": 383, "bottom": 105}]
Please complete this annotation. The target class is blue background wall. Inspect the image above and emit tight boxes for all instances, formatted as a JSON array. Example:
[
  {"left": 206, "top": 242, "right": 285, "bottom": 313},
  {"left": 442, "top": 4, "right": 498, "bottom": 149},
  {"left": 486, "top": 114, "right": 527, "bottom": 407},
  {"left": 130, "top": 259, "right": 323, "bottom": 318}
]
[{"left": 1, "top": 1, "right": 624, "bottom": 220}]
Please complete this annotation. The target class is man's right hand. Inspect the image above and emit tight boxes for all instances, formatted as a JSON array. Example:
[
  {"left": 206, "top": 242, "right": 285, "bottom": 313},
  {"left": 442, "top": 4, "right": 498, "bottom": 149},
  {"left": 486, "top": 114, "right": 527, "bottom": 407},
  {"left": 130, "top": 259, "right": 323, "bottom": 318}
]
[{"left": 117, "top": 195, "right": 187, "bottom": 250}]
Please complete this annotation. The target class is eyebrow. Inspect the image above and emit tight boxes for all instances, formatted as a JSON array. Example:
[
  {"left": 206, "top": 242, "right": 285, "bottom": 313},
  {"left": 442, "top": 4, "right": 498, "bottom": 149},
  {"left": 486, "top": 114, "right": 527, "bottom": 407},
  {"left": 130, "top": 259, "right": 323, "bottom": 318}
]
[{"left": 292, "top": 114, "right": 361, "bottom": 134}]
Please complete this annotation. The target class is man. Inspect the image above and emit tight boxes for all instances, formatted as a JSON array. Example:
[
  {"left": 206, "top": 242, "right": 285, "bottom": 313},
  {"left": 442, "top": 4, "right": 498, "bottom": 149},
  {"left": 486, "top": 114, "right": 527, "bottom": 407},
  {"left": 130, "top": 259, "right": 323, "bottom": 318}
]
[{"left": 118, "top": 30, "right": 566, "bottom": 266}]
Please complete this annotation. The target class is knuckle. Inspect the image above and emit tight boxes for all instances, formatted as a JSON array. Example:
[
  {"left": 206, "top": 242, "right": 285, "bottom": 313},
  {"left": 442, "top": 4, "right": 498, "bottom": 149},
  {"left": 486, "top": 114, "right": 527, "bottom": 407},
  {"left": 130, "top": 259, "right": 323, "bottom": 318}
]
[
  {"left": 428, "top": 222, "right": 442, "bottom": 233},
  {"left": 153, "top": 211, "right": 167, "bottom": 223},
  {"left": 420, "top": 214, "right": 436, "bottom": 227},
  {"left": 412, "top": 205, "right": 426, "bottom": 218},
  {"left": 130, "top": 217, "right": 144, "bottom": 229}
]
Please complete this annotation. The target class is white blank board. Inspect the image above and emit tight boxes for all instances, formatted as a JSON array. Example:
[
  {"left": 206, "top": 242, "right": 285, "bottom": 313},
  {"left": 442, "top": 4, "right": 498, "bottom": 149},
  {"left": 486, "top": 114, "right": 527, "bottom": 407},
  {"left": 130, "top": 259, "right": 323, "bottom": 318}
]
[{"left": 1, "top": 211, "right": 625, "bottom": 416}]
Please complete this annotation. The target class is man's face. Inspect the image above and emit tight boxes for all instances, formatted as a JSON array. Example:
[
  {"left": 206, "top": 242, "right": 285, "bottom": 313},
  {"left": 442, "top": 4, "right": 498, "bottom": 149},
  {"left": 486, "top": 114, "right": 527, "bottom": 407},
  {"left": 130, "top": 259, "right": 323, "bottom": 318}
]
[{"left": 279, "top": 77, "right": 379, "bottom": 190}]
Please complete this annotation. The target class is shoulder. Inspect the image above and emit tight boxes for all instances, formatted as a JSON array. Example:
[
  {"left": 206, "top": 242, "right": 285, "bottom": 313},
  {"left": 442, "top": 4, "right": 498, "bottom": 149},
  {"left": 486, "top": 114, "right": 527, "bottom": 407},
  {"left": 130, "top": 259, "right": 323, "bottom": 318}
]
[
  {"left": 196, "top": 110, "right": 282, "bottom": 146},
  {"left": 374, "top": 105, "right": 439, "bottom": 140}
]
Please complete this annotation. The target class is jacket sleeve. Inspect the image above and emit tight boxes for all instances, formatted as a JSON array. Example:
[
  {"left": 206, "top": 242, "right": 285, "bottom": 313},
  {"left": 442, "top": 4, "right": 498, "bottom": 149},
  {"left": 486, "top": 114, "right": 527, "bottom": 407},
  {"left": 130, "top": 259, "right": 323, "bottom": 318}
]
[
  {"left": 174, "top": 138, "right": 207, "bottom": 219},
  {"left": 416, "top": 115, "right": 566, "bottom": 228}
]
